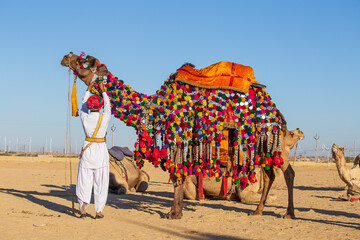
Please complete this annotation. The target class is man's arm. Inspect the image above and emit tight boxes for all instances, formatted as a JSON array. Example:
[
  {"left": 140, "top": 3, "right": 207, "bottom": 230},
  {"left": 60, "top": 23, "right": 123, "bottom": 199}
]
[
  {"left": 80, "top": 82, "right": 95, "bottom": 115},
  {"left": 99, "top": 82, "right": 111, "bottom": 117}
]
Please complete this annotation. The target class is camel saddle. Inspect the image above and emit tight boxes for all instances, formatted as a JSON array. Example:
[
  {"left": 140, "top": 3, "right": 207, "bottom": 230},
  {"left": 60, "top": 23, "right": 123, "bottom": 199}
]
[
  {"left": 108, "top": 146, "right": 134, "bottom": 183},
  {"left": 109, "top": 146, "right": 134, "bottom": 161},
  {"left": 175, "top": 61, "right": 265, "bottom": 93}
]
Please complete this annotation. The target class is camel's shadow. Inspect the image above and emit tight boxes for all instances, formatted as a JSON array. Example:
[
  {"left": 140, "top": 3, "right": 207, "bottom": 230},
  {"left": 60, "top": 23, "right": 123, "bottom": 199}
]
[
  {"left": 107, "top": 190, "right": 257, "bottom": 218},
  {"left": 0, "top": 184, "right": 257, "bottom": 218},
  {"left": 294, "top": 186, "right": 344, "bottom": 192},
  {"left": 1, "top": 184, "right": 360, "bottom": 231}
]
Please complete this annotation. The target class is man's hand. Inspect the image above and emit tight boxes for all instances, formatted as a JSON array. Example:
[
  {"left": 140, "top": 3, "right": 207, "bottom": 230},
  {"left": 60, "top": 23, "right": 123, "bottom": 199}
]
[
  {"left": 87, "top": 82, "right": 95, "bottom": 92},
  {"left": 99, "top": 82, "right": 105, "bottom": 93}
]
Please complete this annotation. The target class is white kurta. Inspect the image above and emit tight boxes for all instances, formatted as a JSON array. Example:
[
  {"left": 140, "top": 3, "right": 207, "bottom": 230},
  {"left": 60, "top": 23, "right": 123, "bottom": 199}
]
[
  {"left": 79, "top": 91, "right": 111, "bottom": 169},
  {"left": 76, "top": 91, "right": 111, "bottom": 213}
]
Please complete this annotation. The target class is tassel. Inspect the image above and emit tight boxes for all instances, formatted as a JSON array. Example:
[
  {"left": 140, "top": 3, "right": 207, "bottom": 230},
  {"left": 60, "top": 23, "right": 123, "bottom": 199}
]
[{"left": 71, "top": 78, "right": 79, "bottom": 117}]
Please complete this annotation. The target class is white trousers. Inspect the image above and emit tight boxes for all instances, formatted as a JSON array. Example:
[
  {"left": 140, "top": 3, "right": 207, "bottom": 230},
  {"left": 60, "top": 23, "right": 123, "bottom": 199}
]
[{"left": 76, "top": 164, "right": 109, "bottom": 213}]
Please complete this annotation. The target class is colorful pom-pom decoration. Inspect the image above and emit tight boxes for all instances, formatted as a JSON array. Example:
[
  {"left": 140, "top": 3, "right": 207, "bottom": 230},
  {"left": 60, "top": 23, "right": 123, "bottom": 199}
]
[{"left": 74, "top": 52, "right": 285, "bottom": 190}]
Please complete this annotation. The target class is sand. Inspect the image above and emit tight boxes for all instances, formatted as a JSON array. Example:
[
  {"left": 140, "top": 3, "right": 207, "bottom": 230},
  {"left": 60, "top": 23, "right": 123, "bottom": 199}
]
[{"left": 0, "top": 156, "right": 359, "bottom": 240}]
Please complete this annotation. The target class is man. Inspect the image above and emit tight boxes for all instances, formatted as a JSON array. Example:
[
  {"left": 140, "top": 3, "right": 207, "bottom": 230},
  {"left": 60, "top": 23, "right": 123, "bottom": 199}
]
[{"left": 76, "top": 81, "right": 111, "bottom": 219}]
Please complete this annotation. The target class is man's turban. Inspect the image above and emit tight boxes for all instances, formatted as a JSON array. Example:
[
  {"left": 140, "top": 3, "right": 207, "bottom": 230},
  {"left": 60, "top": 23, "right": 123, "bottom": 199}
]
[{"left": 87, "top": 95, "right": 104, "bottom": 111}]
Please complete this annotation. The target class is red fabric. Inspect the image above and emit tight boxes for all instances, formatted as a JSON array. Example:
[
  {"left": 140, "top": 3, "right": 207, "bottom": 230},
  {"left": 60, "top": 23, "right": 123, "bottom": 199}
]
[
  {"left": 87, "top": 95, "right": 104, "bottom": 111},
  {"left": 198, "top": 172, "right": 204, "bottom": 200},
  {"left": 223, "top": 176, "right": 228, "bottom": 198}
]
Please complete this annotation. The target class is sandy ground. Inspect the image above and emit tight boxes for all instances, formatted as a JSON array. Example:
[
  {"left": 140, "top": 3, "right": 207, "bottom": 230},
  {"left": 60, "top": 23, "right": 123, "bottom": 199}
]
[{"left": 0, "top": 156, "right": 359, "bottom": 240}]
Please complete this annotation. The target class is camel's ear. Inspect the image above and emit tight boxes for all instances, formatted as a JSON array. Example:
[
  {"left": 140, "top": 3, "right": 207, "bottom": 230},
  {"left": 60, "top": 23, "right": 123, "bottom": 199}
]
[
  {"left": 87, "top": 55, "right": 100, "bottom": 69},
  {"left": 339, "top": 147, "right": 345, "bottom": 152}
]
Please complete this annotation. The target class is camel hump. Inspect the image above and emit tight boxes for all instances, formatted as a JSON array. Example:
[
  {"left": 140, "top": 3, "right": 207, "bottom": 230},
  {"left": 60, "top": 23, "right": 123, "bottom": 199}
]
[{"left": 109, "top": 146, "right": 134, "bottom": 161}]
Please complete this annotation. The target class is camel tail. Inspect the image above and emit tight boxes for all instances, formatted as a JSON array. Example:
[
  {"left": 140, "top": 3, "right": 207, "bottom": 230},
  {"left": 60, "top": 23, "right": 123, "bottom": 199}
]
[{"left": 141, "top": 170, "right": 150, "bottom": 182}]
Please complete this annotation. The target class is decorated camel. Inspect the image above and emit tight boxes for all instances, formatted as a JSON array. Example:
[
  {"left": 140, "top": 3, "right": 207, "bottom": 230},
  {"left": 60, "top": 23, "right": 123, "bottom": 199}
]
[
  {"left": 61, "top": 52, "right": 296, "bottom": 219},
  {"left": 331, "top": 143, "right": 360, "bottom": 200},
  {"left": 108, "top": 146, "right": 150, "bottom": 194},
  {"left": 184, "top": 128, "right": 304, "bottom": 203}
]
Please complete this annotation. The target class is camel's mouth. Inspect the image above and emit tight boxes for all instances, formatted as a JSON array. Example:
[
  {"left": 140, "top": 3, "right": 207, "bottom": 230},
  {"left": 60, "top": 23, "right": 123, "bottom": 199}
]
[
  {"left": 332, "top": 144, "right": 338, "bottom": 154},
  {"left": 60, "top": 57, "right": 70, "bottom": 67},
  {"left": 60, "top": 54, "right": 76, "bottom": 69}
]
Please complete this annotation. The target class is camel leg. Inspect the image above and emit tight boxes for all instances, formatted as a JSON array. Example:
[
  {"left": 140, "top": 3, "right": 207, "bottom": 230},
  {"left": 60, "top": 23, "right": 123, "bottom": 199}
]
[
  {"left": 250, "top": 166, "right": 275, "bottom": 216},
  {"left": 166, "top": 181, "right": 184, "bottom": 219},
  {"left": 135, "top": 170, "right": 150, "bottom": 192},
  {"left": 183, "top": 176, "right": 197, "bottom": 200},
  {"left": 109, "top": 172, "right": 128, "bottom": 194},
  {"left": 280, "top": 162, "right": 295, "bottom": 219}
]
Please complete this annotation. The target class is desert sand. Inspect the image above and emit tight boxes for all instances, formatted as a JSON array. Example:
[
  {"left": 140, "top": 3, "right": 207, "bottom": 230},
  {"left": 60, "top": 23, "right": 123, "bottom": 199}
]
[{"left": 0, "top": 156, "right": 359, "bottom": 240}]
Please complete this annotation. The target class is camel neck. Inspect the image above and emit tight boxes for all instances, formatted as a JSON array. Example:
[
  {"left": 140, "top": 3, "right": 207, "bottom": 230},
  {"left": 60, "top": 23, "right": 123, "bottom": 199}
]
[
  {"left": 334, "top": 153, "right": 348, "bottom": 175},
  {"left": 103, "top": 72, "right": 158, "bottom": 131},
  {"left": 334, "top": 154, "right": 346, "bottom": 167}
]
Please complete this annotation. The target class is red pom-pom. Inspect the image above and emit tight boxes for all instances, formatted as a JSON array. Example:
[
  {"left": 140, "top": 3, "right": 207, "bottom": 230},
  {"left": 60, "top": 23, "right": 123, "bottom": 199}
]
[
  {"left": 240, "top": 177, "right": 249, "bottom": 190},
  {"left": 86, "top": 95, "right": 104, "bottom": 111}
]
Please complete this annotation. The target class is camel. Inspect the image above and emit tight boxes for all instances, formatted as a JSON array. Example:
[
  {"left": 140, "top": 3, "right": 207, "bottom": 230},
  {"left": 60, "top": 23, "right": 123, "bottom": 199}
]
[
  {"left": 331, "top": 143, "right": 360, "bottom": 200},
  {"left": 184, "top": 128, "right": 304, "bottom": 203},
  {"left": 108, "top": 146, "right": 150, "bottom": 194},
  {"left": 61, "top": 52, "right": 297, "bottom": 219}
]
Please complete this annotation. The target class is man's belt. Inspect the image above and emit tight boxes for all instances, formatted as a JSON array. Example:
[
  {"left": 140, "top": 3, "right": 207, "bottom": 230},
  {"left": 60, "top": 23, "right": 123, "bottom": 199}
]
[
  {"left": 80, "top": 114, "right": 104, "bottom": 158},
  {"left": 85, "top": 137, "right": 106, "bottom": 143}
]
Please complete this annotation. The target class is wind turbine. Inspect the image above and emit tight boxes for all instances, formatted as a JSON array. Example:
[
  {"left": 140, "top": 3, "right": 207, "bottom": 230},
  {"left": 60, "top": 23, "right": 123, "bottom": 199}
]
[{"left": 322, "top": 144, "right": 330, "bottom": 165}]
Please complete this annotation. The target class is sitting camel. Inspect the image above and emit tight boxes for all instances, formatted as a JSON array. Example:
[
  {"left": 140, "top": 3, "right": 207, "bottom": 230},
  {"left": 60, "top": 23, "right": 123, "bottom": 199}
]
[
  {"left": 184, "top": 128, "right": 304, "bottom": 203},
  {"left": 108, "top": 146, "right": 150, "bottom": 194},
  {"left": 331, "top": 143, "right": 360, "bottom": 200}
]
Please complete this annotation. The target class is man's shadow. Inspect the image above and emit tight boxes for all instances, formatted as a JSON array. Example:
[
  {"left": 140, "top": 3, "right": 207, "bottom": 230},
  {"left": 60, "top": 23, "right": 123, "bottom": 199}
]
[{"left": 0, "top": 185, "right": 77, "bottom": 216}]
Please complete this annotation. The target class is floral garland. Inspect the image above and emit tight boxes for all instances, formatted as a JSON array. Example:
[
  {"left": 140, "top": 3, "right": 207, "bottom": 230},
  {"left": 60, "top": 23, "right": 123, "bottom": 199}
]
[{"left": 87, "top": 60, "right": 283, "bottom": 190}]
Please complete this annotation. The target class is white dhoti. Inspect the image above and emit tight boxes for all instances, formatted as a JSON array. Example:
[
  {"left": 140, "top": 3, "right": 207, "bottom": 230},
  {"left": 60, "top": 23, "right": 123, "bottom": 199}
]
[
  {"left": 76, "top": 90, "right": 111, "bottom": 214},
  {"left": 76, "top": 164, "right": 109, "bottom": 213}
]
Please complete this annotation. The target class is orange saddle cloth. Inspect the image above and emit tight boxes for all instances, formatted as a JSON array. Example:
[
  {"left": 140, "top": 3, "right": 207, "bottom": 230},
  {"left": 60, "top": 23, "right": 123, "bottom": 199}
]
[
  {"left": 175, "top": 61, "right": 260, "bottom": 93},
  {"left": 212, "top": 130, "right": 230, "bottom": 164}
]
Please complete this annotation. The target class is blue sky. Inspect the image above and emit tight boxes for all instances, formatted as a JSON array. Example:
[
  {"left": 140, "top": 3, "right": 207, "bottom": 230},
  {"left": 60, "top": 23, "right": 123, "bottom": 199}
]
[{"left": 0, "top": 0, "right": 359, "bottom": 157}]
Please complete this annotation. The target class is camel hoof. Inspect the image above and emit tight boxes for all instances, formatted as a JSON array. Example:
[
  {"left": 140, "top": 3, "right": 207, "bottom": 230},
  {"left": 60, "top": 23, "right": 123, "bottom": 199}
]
[
  {"left": 165, "top": 212, "right": 182, "bottom": 220},
  {"left": 136, "top": 181, "right": 148, "bottom": 192},
  {"left": 282, "top": 213, "right": 295, "bottom": 219},
  {"left": 249, "top": 210, "right": 262, "bottom": 216},
  {"left": 116, "top": 186, "right": 127, "bottom": 195}
]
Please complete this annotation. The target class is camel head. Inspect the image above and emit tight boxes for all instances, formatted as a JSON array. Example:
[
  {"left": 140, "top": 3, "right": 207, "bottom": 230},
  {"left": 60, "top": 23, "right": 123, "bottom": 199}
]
[
  {"left": 354, "top": 154, "right": 360, "bottom": 168},
  {"left": 60, "top": 53, "right": 109, "bottom": 86},
  {"left": 284, "top": 128, "right": 305, "bottom": 150},
  {"left": 332, "top": 143, "right": 346, "bottom": 162}
]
